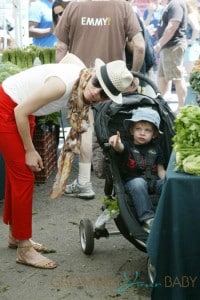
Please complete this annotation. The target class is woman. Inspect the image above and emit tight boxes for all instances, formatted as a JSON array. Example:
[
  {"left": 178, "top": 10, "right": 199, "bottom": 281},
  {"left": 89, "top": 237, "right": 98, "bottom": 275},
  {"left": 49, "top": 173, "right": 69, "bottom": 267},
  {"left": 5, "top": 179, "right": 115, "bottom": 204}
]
[
  {"left": 52, "top": 0, "right": 69, "bottom": 28},
  {"left": 0, "top": 54, "right": 135, "bottom": 269}
]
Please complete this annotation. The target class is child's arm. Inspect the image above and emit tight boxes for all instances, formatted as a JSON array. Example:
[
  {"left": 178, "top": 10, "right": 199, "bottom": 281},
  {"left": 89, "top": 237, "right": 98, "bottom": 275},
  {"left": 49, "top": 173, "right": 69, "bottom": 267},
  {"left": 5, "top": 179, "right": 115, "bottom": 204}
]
[
  {"left": 109, "top": 131, "right": 124, "bottom": 153},
  {"left": 157, "top": 164, "right": 166, "bottom": 179}
]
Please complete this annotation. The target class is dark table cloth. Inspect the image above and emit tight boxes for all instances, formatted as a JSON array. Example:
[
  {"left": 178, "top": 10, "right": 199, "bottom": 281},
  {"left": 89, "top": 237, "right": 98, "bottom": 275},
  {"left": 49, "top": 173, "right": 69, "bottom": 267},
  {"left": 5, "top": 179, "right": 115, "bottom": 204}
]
[{"left": 147, "top": 152, "right": 200, "bottom": 299}]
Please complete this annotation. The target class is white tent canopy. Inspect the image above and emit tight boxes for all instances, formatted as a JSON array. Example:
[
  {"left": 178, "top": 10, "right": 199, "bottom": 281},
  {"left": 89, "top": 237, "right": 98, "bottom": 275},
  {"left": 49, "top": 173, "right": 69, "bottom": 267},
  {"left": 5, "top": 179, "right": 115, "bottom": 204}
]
[
  {"left": 0, "top": 0, "right": 29, "bottom": 49},
  {"left": 13, "top": 0, "right": 30, "bottom": 47}
]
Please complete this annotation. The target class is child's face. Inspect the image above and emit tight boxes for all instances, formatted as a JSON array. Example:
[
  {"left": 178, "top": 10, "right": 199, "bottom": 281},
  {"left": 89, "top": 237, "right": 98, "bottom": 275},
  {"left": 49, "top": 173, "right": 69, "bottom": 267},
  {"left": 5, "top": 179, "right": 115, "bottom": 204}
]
[{"left": 129, "top": 121, "right": 158, "bottom": 145}]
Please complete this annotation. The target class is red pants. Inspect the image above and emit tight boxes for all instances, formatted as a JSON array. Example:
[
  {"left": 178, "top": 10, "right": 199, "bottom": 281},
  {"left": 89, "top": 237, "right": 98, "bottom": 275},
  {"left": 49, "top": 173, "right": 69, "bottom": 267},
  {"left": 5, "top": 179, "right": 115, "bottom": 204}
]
[{"left": 0, "top": 86, "right": 35, "bottom": 239}]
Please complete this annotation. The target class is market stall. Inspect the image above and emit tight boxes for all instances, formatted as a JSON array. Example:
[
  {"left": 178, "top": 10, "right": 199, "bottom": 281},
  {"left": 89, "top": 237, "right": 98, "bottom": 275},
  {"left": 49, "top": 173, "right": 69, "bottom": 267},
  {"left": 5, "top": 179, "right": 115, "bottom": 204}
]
[
  {"left": 147, "top": 152, "right": 200, "bottom": 300},
  {"left": 147, "top": 61, "right": 200, "bottom": 299}
]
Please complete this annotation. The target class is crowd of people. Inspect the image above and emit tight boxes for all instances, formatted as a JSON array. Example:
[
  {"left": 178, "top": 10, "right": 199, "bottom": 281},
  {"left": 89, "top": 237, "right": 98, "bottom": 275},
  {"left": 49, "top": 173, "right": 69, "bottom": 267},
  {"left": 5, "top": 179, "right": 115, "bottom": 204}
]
[{"left": 0, "top": 0, "right": 200, "bottom": 270}]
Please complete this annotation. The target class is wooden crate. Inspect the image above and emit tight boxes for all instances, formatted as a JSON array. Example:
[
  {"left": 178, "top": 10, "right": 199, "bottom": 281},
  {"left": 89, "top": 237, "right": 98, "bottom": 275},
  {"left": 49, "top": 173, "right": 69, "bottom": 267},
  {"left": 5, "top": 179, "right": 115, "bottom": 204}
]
[{"left": 33, "top": 125, "right": 58, "bottom": 183}]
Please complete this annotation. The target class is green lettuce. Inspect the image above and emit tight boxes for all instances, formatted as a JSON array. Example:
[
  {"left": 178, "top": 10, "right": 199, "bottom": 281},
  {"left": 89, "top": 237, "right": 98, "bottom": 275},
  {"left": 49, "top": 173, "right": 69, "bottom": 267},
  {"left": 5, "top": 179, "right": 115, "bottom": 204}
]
[
  {"left": 183, "top": 155, "right": 200, "bottom": 176},
  {"left": 173, "top": 105, "right": 200, "bottom": 172}
]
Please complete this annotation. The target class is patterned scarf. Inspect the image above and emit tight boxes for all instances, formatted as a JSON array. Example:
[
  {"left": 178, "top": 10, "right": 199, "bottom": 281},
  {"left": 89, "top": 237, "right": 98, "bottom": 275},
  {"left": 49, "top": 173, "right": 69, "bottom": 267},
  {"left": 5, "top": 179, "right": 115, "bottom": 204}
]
[{"left": 50, "top": 68, "right": 94, "bottom": 200}]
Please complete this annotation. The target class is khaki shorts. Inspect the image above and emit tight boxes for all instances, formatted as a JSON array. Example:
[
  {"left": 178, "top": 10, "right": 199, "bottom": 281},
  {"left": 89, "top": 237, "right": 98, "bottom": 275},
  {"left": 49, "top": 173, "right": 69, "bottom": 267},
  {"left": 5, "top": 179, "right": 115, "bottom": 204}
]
[{"left": 158, "top": 43, "right": 186, "bottom": 81}]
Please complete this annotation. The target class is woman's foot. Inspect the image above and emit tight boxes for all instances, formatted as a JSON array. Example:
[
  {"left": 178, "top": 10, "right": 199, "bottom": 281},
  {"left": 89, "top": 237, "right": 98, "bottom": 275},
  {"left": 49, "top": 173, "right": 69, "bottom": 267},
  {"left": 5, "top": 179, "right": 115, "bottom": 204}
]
[
  {"left": 8, "top": 236, "right": 48, "bottom": 252},
  {"left": 16, "top": 240, "right": 57, "bottom": 269}
]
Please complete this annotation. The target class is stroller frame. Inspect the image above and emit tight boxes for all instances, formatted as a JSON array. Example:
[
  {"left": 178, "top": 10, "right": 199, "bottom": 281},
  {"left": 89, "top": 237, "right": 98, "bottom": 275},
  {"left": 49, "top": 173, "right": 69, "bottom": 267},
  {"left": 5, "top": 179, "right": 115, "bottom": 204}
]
[{"left": 79, "top": 72, "right": 175, "bottom": 264}]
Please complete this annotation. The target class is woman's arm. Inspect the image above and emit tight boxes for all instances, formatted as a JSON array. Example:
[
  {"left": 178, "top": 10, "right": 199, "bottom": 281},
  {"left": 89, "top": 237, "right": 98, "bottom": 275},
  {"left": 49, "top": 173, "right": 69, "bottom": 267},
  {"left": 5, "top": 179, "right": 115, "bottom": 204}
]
[{"left": 14, "top": 76, "right": 66, "bottom": 171}]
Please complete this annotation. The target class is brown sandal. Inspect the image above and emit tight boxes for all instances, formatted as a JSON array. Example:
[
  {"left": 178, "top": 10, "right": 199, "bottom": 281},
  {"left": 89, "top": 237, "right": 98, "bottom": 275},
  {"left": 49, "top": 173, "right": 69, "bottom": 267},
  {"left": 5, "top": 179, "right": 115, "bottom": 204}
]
[
  {"left": 16, "top": 245, "right": 57, "bottom": 269},
  {"left": 8, "top": 238, "right": 48, "bottom": 252}
]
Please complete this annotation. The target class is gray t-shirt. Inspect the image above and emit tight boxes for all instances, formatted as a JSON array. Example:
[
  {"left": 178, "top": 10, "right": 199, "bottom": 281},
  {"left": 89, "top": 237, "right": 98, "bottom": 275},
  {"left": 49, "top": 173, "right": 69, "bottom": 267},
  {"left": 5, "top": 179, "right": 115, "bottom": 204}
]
[{"left": 157, "top": 0, "right": 187, "bottom": 48}]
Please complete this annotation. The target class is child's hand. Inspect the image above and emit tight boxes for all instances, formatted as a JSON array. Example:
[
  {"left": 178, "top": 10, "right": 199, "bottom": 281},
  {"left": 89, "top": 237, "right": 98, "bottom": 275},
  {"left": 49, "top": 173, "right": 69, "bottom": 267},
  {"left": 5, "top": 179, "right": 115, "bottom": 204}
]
[{"left": 109, "top": 131, "right": 121, "bottom": 147}]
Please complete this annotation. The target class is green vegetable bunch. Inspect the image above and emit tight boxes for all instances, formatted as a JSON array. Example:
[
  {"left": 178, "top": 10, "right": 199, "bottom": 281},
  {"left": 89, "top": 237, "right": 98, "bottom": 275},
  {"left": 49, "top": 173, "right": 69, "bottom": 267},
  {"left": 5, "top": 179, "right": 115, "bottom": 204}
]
[
  {"left": 103, "top": 196, "right": 119, "bottom": 218},
  {"left": 190, "top": 71, "right": 200, "bottom": 94},
  {"left": 2, "top": 45, "right": 56, "bottom": 69},
  {"left": 189, "top": 59, "right": 200, "bottom": 94},
  {"left": 182, "top": 155, "right": 200, "bottom": 176},
  {"left": 0, "top": 62, "right": 23, "bottom": 83},
  {"left": 36, "top": 111, "right": 61, "bottom": 126},
  {"left": 173, "top": 105, "right": 200, "bottom": 173}
]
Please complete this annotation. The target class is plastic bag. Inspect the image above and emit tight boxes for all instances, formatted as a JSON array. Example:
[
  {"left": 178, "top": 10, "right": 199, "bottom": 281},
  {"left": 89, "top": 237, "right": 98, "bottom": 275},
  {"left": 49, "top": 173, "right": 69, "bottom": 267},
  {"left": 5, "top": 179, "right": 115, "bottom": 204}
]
[{"left": 95, "top": 209, "right": 119, "bottom": 229}]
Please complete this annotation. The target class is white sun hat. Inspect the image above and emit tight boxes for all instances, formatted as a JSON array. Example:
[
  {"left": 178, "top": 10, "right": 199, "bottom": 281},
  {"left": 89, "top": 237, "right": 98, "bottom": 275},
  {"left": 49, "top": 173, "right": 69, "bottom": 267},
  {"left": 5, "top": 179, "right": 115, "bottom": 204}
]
[{"left": 95, "top": 58, "right": 133, "bottom": 104}]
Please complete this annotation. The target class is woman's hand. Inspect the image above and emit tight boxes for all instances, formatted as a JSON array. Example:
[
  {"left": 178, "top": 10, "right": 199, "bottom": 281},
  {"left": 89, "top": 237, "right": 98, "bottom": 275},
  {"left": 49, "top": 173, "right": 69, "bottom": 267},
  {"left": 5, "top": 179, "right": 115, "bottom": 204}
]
[{"left": 25, "top": 150, "right": 44, "bottom": 172}]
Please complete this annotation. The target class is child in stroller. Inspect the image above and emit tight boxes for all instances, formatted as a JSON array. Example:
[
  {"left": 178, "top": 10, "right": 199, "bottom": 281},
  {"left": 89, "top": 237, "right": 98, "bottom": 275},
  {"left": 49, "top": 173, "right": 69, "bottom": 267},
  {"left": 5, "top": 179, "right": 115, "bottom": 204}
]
[
  {"left": 108, "top": 107, "right": 166, "bottom": 233},
  {"left": 79, "top": 72, "right": 175, "bottom": 255}
]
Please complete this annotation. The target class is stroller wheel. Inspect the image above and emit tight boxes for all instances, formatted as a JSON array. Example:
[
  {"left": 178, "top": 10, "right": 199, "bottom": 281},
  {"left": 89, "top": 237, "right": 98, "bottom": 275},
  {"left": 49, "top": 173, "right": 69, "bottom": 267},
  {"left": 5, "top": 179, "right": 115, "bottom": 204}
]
[
  {"left": 147, "top": 257, "right": 156, "bottom": 284},
  {"left": 79, "top": 219, "right": 94, "bottom": 255}
]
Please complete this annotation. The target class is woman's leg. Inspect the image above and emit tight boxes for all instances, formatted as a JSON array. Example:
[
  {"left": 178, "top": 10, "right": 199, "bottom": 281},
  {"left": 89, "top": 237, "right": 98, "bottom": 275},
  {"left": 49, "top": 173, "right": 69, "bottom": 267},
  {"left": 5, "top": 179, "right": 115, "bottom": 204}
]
[
  {"left": 0, "top": 92, "right": 57, "bottom": 269},
  {"left": 1, "top": 131, "right": 34, "bottom": 239}
]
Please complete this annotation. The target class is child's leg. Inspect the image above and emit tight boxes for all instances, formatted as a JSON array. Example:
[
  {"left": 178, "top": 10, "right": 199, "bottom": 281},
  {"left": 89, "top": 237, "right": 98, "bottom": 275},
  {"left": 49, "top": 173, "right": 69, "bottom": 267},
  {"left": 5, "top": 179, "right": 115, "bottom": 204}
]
[
  {"left": 155, "top": 179, "right": 164, "bottom": 195},
  {"left": 124, "top": 177, "right": 154, "bottom": 222}
]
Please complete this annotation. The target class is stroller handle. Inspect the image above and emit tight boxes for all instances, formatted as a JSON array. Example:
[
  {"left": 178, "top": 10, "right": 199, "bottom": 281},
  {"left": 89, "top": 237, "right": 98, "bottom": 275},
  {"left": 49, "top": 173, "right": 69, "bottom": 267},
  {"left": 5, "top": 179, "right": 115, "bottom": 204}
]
[{"left": 131, "top": 71, "right": 161, "bottom": 96}]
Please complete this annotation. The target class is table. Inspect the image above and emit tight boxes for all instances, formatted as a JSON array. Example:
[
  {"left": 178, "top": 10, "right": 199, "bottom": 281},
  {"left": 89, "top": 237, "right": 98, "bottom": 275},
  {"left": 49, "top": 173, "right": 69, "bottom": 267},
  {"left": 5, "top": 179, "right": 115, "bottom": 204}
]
[{"left": 147, "top": 152, "right": 200, "bottom": 299}]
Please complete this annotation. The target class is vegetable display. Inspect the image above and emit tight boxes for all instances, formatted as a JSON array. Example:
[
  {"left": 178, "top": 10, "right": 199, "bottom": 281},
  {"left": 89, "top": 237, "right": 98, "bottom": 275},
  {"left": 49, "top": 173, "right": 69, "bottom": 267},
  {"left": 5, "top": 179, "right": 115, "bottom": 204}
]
[
  {"left": 189, "top": 59, "right": 200, "bottom": 94},
  {"left": 182, "top": 155, "right": 200, "bottom": 176},
  {"left": 1, "top": 46, "right": 59, "bottom": 128},
  {"left": 173, "top": 105, "right": 200, "bottom": 175},
  {"left": 2, "top": 45, "right": 55, "bottom": 68},
  {"left": 0, "top": 62, "right": 23, "bottom": 83}
]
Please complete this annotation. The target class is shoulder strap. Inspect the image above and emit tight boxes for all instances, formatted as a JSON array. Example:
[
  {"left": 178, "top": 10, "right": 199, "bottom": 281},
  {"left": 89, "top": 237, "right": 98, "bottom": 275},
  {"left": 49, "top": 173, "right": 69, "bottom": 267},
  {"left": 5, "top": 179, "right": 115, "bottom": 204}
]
[
  {"left": 145, "top": 147, "right": 157, "bottom": 179},
  {"left": 130, "top": 145, "right": 144, "bottom": 169},
  {"left": 130, "top": 145, "right": 157, "bottom": 172}
]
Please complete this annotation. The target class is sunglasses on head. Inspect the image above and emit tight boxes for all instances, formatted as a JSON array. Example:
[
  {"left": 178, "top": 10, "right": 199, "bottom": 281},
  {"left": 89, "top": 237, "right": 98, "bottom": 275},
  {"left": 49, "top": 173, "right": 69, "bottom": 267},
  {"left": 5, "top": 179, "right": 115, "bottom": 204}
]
[
  {"left": 91, "top": 76, "right": 108, "bottom": 99},
  {"left": 55, "top": 11, "right": 63, "bottom": 17}
]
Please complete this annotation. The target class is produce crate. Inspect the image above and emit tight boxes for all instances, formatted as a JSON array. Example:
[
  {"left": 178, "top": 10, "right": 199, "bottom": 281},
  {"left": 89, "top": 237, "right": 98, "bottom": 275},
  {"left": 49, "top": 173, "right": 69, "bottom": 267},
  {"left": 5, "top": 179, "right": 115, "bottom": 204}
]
[{"left": 33, "top": 125, "right": 58, "bottom": 183}]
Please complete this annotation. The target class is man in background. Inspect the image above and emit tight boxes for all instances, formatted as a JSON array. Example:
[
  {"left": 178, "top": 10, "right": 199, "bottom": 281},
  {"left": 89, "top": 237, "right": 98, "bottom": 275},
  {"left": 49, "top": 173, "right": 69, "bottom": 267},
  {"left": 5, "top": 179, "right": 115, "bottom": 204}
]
[
  {"left": 29, "top": 0, "right": 57, "bottom": 47},
  {"left": 154, "top": 0, "right": 187, "bottom": 113}
]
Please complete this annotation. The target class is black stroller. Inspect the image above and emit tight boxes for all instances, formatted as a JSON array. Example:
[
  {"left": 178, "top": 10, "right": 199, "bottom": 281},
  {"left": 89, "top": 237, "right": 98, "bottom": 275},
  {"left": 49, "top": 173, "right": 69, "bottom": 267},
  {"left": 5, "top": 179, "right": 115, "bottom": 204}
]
[{"left": 79, "top": 72, "right": 175, "bottom": 279}]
